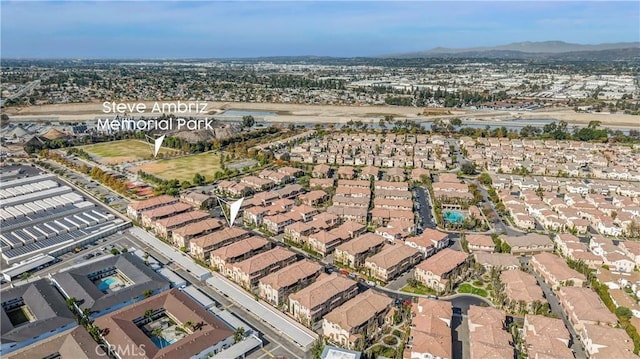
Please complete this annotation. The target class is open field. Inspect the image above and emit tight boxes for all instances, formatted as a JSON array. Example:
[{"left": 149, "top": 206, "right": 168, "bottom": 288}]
[
  {"left": 80, "top": 140, "right": 181, "bottom": 165},
  {"left": 136, "top": 151, "right": 222, "bottom": 182},
  {"left": 6, "top": 101, "right": 639, "bottom": 126}
]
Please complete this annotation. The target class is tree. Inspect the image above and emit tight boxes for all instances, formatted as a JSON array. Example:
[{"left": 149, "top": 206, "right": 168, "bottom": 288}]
[
  {"left": 143, "top": 289, "right": 153, "bottom": 298},
  {"left": 233, "top": 326, "right": 246, "bottom": 343},
  {"left": 616, "top": 306, "right": 633, "bottom": 321},
  {"left": 450, "top": 117, "right": 462, "bottom": 127},
  {"left": 66, "top": 297, "right": 78, "bottom": 312},
  {"left": 20, "top": 272, "right": 31, "bottom": 282},
  {"left": 184, "top": 320, "right": 194, "bottom": 330},
  {"left": 242, "top": 115, "right": 255, "bottom": 128},
  {"left": 144, "top": 309, "right": 154, "bottom": 321},
  {"left": 192, "top": 173, "right": 206, "bottom": 186},
  {"left": 110, "top": 248, "right": 120, "bottom": 255},
  {"left": 461, "top": 163, "right": 476, "bottom": 176},
  {"left": 311, "top": 338, "right": 325, "bottom": 359},
  {"left": 478, "top": 172, "right": 492, "bottom": 186}
]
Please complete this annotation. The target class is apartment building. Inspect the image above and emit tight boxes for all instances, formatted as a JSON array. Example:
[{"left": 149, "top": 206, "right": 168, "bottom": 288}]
[
  {"left": 581, "top": 324, "right": 636, "bottom": 359},
  {"left": 334, "top": 233, "right": 386, "bottom": 268},
  {"left": 189, "top": 227, "right": 251, "bottom": 260},
  {"left": 465, "top": 234, "right": 495, "bottom": 253},
  {"left": 503, "top": 233, "right": 554, "bottom": 255},
  {"left": 304, "top": 230, "right": 344, "bottom": 257},
  {"left": 288, "top": 273, "right": 358, "bottom": 327},
  {"left": 500, "top": 270, "right": 544, "bottom": 311},
  {"left": 172, "top": 218, "right": 224, "bottom": 248},
  {"left": 284, "top": 221, "right": 316, "bottom": 244},
  {"left": 530, "top": 252, "right": 586, "bottom": 289},
  {"left": 126, "top": 195, "right": 179, "bottom": 220},
  {"left": 556, "top": 287, "right": 618, "bottom": 332},
  {"left": 322, "top": 290, "right": 393, "bottom": 350},
  {"left": 227, "top": 247, "right": 298, "bottom": 289},
  {"left": 523, "top": 314, "right": 574, "bottom": 359},
  {"left": 414, "top": 248, "right": 468, "bottom": 292},
  {"left": 210, "top": 236, "right": 271, "bottom": 273},
  {"left": 258, "top": 260, "right": 323, "bottom": 306},
  {"left": 467, "top": 305, "right": 513, "bottom": 359},
  {"left": 405, "top": 298, "right": 453, "bottom": 359},
  {"left": 364, "top": 244, "right": 422, "bottom": 282},
  {"left": 153, "top": 210, "right": 210, "bottom": 239},
  {"left": 140, "top": 202, "right": 192, "bottom": 228}
]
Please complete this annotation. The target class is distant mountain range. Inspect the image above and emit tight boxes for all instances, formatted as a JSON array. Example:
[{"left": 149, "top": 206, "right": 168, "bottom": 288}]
[{"left": 384, "top": 41, "right": 640, "bottom": 60}]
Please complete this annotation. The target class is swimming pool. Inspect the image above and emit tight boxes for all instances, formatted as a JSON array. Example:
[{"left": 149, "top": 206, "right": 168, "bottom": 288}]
[
  {"left": 151, "top": 335, "right": 177, "bottom": 348},
  {"left": 97, "top": 277, "right": 117, "bottom": 291},
  {"left": 444, "top": 211, "right": 465, "bottom": 223}
]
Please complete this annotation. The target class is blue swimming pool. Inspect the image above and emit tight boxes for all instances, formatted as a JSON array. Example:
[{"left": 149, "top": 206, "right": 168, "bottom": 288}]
[
  {"left": 151, "top": 335, "right": 177, "bottom": 349},
  {"left": 444, "top": 211, "right": 465, "bottom": 223},
  {"left": 97, "top": 277, "right": 116, "bottom": 291}
]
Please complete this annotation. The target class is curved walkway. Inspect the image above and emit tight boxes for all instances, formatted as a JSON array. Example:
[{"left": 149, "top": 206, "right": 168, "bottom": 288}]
[{"left": 374, "top": 285, "right": 493, "bottom": 306}]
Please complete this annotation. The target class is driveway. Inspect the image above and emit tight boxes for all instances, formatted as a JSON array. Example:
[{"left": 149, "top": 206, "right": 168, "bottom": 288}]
[
  {"left": 522, "top": 259, "right": 587, "bottom": 358},
  {"left": 415, "top": 186, "right": 436, "bottom": 229}
]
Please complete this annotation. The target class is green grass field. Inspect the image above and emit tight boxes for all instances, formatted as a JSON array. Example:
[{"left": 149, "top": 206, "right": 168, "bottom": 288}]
[
  {"left": 80, "top": 139, "right": 180, "bottom": 164},
  {"left": 138, "top": 151, "right": 222, "bottom": 182},
  {"left": 457, "top": 283, "right": 488, "bottom": 297}
]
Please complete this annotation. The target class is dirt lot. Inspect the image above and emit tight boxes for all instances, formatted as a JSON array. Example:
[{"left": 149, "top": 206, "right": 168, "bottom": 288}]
[{"left": 5, "top": 101, "right": 640, "bottom": 126}]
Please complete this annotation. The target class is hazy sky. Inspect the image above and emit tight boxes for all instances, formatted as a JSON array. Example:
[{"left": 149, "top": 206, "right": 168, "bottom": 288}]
[{"left": 2, "top": 1, "right": 638, "bottom": 58}]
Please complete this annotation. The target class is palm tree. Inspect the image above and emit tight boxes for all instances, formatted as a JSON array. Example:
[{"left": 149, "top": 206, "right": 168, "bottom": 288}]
[
  {"left": 184, "top": 320, "right": 194, "bottom": 331},
  {"left": 66, "top": 297, "right": 78, "bottom": 312},
  {"left": 144, "top": 309, "right": 154, "bottom": 323},
  {"left": 20, "top": 272, "right": 30, "bottom": 282},
  {"left": 233, "top": 326, "right": 246, "bottom": 343}
]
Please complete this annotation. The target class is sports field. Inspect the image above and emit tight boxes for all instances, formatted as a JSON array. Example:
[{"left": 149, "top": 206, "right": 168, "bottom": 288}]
[
  {"left": 137, "top": 151, "right": 222, "bottom": 182},
  {"left": 80, "top": 139, "right": 180, "bottom": 164}
]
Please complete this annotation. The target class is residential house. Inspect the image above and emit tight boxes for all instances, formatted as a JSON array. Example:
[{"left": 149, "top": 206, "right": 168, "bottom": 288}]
[
  {"left": 172, "top": 218, "right": 224, "bottom": 249},
  {"left": 334, "top": 233, "right": 386, "bottom": 268},
  {"left": 299, "top": 190, "right": 329, "bottom": 206},
  {"left": 581, "top": 324, "right": 636, "bottom": 359},
  {"left": 467, "top": 306, "right": 513, "bottom": 359},
  {"left": 530, "top": 252, "right": 586, "bottom": 289},
  {"left": 189, "top": 227, "right": 251, "bottom": 260},
  {"left": 405, "top": 299, "right": 453, "bottom": 359},
  {"left": 414, "top": 249, "right": 469, "bottom": 293},
  {"left": 500, "top": 270, "right": 544, "bottom": 311},
  {"left": 127, "top": 195, "right": 178, "bottom": 220},
  {"left": 263, "top": 213, "right": 298, "bottom": 234},
  {"left": 523, "top": 315, "right": 574, "bottom": 359},
  {"left": 322, "top": 290, "right": 393, "bottom": 350},
  {"left": 210, "top": 236, "right": 271, "bottom": 273},
  {"left": 503, "top": 233, "right": 554, "bottom": 255},
  {"left": 288, "top": 273, "right": 359, "bottom": 327},
  {"left": 227, "top": 247, "right": 298, "bottom": 289},
  {"left": 258, "top": 260, "right": 323, "bottom": 306},
  {"left": 557, "top": 287, "right": 618, "bottom": 332},
  {"left": 364, "top": 244, "right": 422, "bottom": 282},
  {"left": 465, "top": 234, "right": 495, "bottom": 253},
  {"left": 284, "top": 221, "right": 316, "bottom": 244},
  {"left": 473, "top": 252, "right": 520, "bottom": 271}
]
